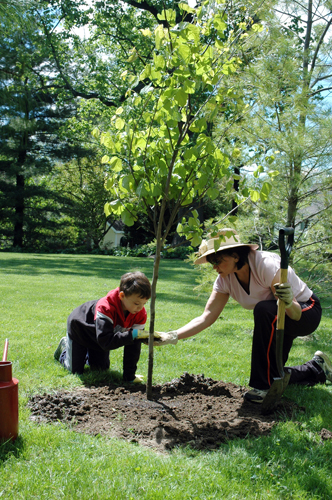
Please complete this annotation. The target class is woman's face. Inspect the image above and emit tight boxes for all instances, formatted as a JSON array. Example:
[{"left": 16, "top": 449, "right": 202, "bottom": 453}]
[{"left": 210, "top": 253, "right": 239, "bottom": 278}]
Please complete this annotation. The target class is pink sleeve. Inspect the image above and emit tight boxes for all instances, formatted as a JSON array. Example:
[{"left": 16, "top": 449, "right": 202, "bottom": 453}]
[{"left": 255, "top": 252, "right": 280, "bottom": 287}]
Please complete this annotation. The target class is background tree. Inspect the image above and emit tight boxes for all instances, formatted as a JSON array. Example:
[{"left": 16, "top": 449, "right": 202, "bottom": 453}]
[
  {"left": 0, "top": 5, "right": 90, "bottom": 249},
  {"left": 50, "top": 157, "right": 116, "bottom": 251},
  {"left": 228, "top": 0, "right": 332, "bottom": 236}
]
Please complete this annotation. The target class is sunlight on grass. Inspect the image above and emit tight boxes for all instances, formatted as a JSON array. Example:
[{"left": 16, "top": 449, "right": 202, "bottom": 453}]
[{"left": 1, "top": 252, "right": 332, "bottom": 499}]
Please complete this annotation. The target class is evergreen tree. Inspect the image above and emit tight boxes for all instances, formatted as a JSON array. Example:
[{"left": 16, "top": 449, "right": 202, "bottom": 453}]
[{"left": 0, "top": 5, "right": 88, "bottom": 248}]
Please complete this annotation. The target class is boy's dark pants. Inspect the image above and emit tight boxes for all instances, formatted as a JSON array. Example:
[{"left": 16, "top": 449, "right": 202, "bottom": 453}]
[
  {"left": 59, "top": 333, "right": 141, "bottom": 381},
  {"left": 249, "top": 294, "right": 324, "bottom": 390}
]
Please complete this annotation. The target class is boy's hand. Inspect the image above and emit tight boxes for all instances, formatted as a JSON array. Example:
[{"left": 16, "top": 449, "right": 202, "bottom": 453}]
[
  {"left": 153, "top": 331, "right": 178, "bottom": 346},
  {"left": 274, "top": 283, "right": 294, "bottom": 308}
]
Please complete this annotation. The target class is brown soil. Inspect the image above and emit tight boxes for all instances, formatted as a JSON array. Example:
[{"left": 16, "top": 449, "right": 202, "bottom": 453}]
[{"left": 28, "top": 373, "right": 303, "bottom": 453}]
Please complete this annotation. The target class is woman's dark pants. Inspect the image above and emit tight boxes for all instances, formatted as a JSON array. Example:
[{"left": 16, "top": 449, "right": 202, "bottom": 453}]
[{"left": 249, "top": 294, "right": 323, "bottom": 390}]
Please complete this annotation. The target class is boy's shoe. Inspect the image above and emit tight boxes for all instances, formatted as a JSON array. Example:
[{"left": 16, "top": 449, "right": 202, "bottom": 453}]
[
  {"left": 54, "top": 337, "right": 66, "bottom": 361},
  {"left": 313, "top": 351, "right": 332, "bottom": 382},
  {"left": 244, "top": 388, "right": 268, "bottom": 404}
]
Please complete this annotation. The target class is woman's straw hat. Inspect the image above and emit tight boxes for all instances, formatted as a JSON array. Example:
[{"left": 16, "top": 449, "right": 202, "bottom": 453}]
[{"left": 194, "top": 228, "right": 259, "bottom": 265}]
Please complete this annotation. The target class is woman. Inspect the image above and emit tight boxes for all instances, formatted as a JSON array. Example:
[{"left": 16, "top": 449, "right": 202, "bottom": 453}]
[{"left": 157, "top": 228, "right": 332, "bottom": 403}]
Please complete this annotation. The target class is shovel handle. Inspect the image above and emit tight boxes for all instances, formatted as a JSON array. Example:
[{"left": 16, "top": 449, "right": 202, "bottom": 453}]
[
  {"left": 279, "top": 227, "right": 294, "bottom": 270},
  {"left": 2, "top": 338, "right": 9, "bottom": 362}
]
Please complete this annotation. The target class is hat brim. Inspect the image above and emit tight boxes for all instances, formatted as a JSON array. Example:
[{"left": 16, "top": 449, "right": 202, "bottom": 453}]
[{"left": 194, "top": 243, "right": 259, "bottom": 265}]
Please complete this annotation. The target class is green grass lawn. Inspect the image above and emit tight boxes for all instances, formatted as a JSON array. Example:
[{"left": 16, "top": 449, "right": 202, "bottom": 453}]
[{"left": 1, "top": 252, "right": 332, "bottom": 499}]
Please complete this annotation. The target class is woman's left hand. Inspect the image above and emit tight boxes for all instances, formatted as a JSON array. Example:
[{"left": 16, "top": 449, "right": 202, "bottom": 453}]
[{"left": 274, "top": 282, "right": 294, "bottom": 308}]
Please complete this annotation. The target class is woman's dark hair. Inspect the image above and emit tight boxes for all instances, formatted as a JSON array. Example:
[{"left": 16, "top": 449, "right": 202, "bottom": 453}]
[
  {"left": 120, "top": 272, "right": 151, "bottom": 299},
  {"left": 206, "top": 246, "right": 252, "bottom": 270}
]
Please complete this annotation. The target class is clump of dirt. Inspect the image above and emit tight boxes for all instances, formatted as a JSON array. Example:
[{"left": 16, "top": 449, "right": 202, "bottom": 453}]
[
  {"left": 320, "top": 428, "right": 332, "bottom": 441},
  {"left": 28, "top": 373, "right": 302, "bottom": 452}
]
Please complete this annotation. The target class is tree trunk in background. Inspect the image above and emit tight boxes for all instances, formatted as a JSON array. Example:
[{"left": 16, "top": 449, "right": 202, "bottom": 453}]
[
  {"left": 232, "top": 166, "right": 240, "bottom": 215},
  {"left": 13, "top": 174, "right": 25, "bottom": 248}
]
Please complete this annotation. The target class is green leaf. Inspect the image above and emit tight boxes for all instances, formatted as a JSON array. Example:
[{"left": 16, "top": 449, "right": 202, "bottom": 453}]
[
  {"left": 260, "top": 182, "right": 272, "bottom": 201},
  {"left": 140, "top": 28, "right": 152, "bottom": 37},
  {"left": 140, "top": 65, "right": 151, "bottom": 81},
  {"left": 232, "top": 148, "right": 241, "bottom": 158},
  {"left": 136, "top": 180, "right": 149, "bottom": 197},
  {"left": 253, "top": 165, "right": 264, "bottom": 178},
  {"left": 115, "top": 118, "right": 125, "bottom": 130},
  {"left": 101, "top": 133, "right": 116, "bottom": 152},
  {"left": 135, "top": 137, "right": 147, "bottom": 151},
  {"left": 157, "top": 9, "right": 176, "bottom": 25},
  {"left": 174, "top": 89, "right": 187, "bottom": 107},
  {"left": 121, "top": 175, "right": 134, "bottom": 192},
  {"left": 185, "top": 25, "right": 200, "bottom": 43},
  {"left": 177, "top": 222, "right": 184, "bottom": 234},
  {"left": 91, "top": 128, "right": 99, "bottom": 139},
  {"left": 252, "top": 23, "right": 263, "bottom": 33},
  {"left": 104, "top": 202, "right": 112, "bottom": 217},
  {"left": 152, "top": 183, "right": 162, "bottom": 197},
  {"left": 189, "top": 118, "right": 207, "bottom": 133},
  {"left": 184, "top": 148, "right": 198, "bottom": 160},
  {"left": 110, "top": 157, "right": 123, "bottom": 172},
  {"left": 183, "top": 79, "right": 195, "bottom": 94},
  {"left": 154, "top": 25, "right": 165, "bottom": 50},
  {"left": 207, "top": 187, "right": 219, "bottom": 200},
  {"left": 105, "top": 178, "right": 113, "bottom": 191},
  {"left": 121, "top": 209, "right": 135, "bottom": 226},
  {"left": 214, "top": 15, "right": 226, "bottom": 33},
  {"left": 127, "top": 49, "right": 138, "bottom": 63},
  {"left": 109, "top": 199, "right": 124, "bottom": 215},
  {"left": 197, "top": 173, "right": 209, "bottom": 189},
  {"left": 250, "top": 190, "right": 260, "bottom": 202},
  {"left": 191, "top": 233, "right": 202, "bottom": 247},
  {"left": 178, "top": 2, "right": 196, "bottom": 14},
  {"left": 154, "top": 54, "right": 166, "bottom": 70},
  {"left": 101, "top": 155, "right": 110, "bottom": 164},
  {"left": 177, "top": 43, "right": 191, "bottom": 63}
]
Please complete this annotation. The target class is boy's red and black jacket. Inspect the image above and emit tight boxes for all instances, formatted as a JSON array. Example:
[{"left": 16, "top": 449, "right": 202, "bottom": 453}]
[{"left": 67, "top": 288, "right": 147, "bottom": 351}]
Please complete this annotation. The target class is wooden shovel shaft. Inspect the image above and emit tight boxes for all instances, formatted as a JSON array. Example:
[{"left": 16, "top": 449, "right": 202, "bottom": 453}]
[{"left": 2, "top": 338, "right": 9, "bottom": 362}]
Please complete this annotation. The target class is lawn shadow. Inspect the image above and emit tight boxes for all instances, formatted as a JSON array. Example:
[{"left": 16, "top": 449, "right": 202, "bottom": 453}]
[
  {"left": 1, "top": 253, "right": 204, "bottom": 308},
  {"left": 0, "top": 253, "right": 198, "bottom": 284},
  {"left": 0, "top": 435, "right": 25, "bottom": 464},
  {"left": 285, "top": 383, "right": 332, "bottom": 430}
]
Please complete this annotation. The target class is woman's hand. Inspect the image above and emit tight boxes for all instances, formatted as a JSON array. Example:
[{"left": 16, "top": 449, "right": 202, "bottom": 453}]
[
  {"left": 274, "top": 283, "right": 294, "bottom": 308},
  {"left": 271, "top": 276, "right": 302, "bottom": 321}
]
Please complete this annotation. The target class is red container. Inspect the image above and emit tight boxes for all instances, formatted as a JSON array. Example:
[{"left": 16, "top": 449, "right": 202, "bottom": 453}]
[{"left": 0, "top": 361, "right": 19, "bottom": 442}]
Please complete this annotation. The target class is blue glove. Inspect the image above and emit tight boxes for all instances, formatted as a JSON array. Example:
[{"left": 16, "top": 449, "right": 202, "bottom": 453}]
[{"left": 131, "top": 329, "right": 149, "bottom": 340}]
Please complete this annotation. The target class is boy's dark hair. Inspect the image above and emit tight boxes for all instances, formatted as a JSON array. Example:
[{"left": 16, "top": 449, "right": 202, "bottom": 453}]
[
  {"left": 206, "top": 246, "right": 252, "bottom": 270},
  {"left": 120, "top": 272, "right": 151, "bottom": 299}
]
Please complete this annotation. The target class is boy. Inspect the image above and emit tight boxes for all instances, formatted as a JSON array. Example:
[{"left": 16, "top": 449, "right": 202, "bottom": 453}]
[{"left": 54, "top": 271, "right": 151, "bottom": 382}]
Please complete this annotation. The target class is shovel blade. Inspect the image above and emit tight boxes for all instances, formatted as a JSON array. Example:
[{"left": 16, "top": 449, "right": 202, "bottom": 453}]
[{"left": 261, "top": 370, "right": 291, "bottom": 414}]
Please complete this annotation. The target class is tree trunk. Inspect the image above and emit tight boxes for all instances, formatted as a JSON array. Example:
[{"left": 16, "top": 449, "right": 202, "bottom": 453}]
[
  {"left": 146, "top": 245, "right": 161, "bottom": 399},
  {"left": 231, "top": 166, "right": 240, "bottom": 215},
  {"left": 13, "top": 173, "right": 25, "bottom": 247},
  {"left": 13, "top": 97, "right": 29, "bottom": 248},
  {"left": 286, "top": 0, "right": 312, "bottom": 230}
]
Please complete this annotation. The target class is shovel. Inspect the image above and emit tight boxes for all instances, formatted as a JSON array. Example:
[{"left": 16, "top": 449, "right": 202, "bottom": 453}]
[
  {"left": 3, "top": 338, "right": 9, "bottom": 361},
  {"left": 261, "top": 227, "right": 294, "bottom": 414}
]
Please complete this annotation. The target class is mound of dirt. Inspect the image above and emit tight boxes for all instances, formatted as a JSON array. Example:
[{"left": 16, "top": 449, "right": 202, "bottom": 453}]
[{"left": 28, "top": 373, "right": 302, "bottom": 452}]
